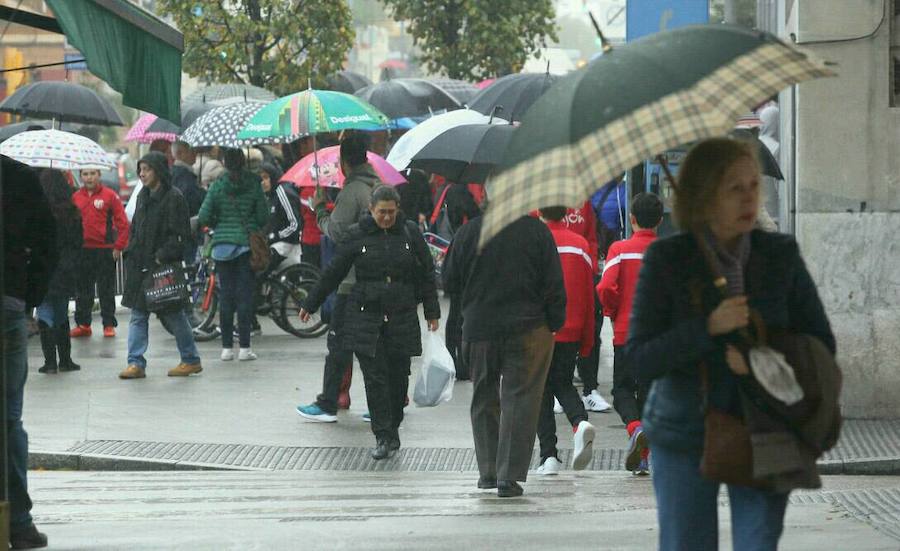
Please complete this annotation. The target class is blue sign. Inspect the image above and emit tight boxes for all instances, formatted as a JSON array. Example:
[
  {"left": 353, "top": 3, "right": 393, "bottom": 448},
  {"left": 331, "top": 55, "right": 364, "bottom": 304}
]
[
  {"left": 626, "top": 0, "right": 710, "bottom": 42},
  {"left": 64, "top": 52, "right": 87, "bottom": 71}
]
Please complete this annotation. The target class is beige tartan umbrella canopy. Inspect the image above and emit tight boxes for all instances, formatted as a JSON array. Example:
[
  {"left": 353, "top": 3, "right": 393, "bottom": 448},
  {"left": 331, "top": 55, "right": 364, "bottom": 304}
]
[{"left": 479, "top": 25, "right": 835, "bottom": 249}]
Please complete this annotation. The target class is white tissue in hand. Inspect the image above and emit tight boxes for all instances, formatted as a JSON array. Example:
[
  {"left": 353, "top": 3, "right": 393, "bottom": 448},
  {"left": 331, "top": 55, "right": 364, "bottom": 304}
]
[{"left": 749, "top": 346, "right": 804, "bottom": 405}]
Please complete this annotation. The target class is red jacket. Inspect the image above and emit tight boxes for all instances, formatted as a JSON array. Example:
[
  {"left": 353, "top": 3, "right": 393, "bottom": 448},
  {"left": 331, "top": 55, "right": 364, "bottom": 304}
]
[
  {"left": 596, "top": 229, "right": 657, "bottom": 346},
  {"left": 299, "top": 187, "right": 322, "bottom": 246},
  {"left": 72, "top": 184, "right": 129, "bottom": 250},
  {"left": 546, "top": 220, "right": 595, "bottom": 355},
  {"left": 563, "top": 202, "right": 599, "bottom": 274}
]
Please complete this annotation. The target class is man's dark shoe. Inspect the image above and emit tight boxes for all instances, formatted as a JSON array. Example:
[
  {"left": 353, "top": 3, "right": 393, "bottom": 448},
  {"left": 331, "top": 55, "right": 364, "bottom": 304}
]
[
  {"left": 497, "top": 480, "right": 524, "bottom": 498},
  {"left": 371, "top": 441, "right": 391, "bottom": 460},
  {"left": 477, "top": 476, "right": 497, "bottom": 489},
  {"left": 9, "top": 522, "right": 48, "bottom": 549}
]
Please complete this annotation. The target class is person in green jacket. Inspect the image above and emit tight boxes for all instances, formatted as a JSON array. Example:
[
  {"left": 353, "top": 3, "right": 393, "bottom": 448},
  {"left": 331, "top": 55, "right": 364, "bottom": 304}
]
[{"left": 197, "top": 148, "right": 269, "bottom": 361}]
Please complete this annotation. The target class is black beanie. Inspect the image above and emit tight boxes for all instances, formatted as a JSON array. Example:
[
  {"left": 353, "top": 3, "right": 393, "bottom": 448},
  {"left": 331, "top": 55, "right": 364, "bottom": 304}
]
[{"left": 137, "top": 151, "right": 170, "bottom": 187}]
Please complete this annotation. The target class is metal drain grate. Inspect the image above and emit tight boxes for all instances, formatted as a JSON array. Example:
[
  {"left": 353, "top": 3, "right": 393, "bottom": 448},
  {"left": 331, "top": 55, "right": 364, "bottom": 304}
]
[{"left": 66, "top": 440, "right": 630, "bottom": 472}]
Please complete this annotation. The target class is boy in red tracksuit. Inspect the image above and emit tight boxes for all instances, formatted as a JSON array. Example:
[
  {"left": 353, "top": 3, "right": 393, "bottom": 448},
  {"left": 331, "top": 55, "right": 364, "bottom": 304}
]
[
  {"left": 596, "top": 193, "right": 663, "bottom": 475},
  {"left": 71, "top": 168, "right": 129, "bottom": 337},
  {"left": 534, "top": 206, "right": 597, "bottom": 476}
]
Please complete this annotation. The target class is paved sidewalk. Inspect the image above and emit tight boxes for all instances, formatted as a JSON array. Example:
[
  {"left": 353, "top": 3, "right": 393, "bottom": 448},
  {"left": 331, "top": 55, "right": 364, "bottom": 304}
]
[
  {"left": 26, "top": 471, "right": 900, "bottom": 550},
  {"left": 24, "top": 309, "right": 900, "bottom": 475}
]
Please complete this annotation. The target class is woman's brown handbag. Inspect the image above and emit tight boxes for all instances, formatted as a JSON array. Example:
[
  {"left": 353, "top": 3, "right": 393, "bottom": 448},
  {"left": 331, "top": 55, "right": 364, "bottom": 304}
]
[
  {"left": 247, "top": 230, "right": 271, "bottom": 273},
  {"left": 699, "top": 363, "right": 760, "bottom": 488},
  {"left": 228, "top": 192, "right": 270, "bottom": 273}
]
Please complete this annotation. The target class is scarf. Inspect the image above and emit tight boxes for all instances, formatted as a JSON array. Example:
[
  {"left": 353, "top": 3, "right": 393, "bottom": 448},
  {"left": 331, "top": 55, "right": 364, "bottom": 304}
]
[{"left": 704, "top": 229, "right": 751, "bottom": 296}]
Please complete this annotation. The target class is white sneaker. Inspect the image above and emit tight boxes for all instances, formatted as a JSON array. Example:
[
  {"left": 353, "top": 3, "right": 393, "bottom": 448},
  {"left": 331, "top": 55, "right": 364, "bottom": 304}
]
[
  {"left": 572, "top": 420, "right": 596, "bottom": 470},
  {"left": 221, "top": 348, "right": 235, "bottom": 361},
  {"left": 238, "top": 348, "right": 257, "bottom": 361},
  {"left": 583, "top": 390, "right": 612, "bottom": 412},
  {"left": 537, "top": 456, "right": 562, "bottom": 476},
  {"left": 553, "top": 397, "right": 564, "bottom": 414}
]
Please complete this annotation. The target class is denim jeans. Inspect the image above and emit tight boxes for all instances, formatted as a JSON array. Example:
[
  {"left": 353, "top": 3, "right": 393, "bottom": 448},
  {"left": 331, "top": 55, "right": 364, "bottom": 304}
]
[
  {"left": 3, "top": 309, "right": 34, "bottom": 530},
  {"left": 217, "top": 252, "right": 255, "bottom": 349},
  {"left": 127, "top": 308, "right": 201, "bottom": 369},
  {"left": 652, "top": 444, "right": 789, "bottom": 551}
]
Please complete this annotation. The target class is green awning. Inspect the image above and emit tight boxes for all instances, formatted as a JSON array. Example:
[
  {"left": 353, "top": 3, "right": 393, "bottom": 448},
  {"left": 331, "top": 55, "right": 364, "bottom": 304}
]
[{"left": 44, "top": 0, "right": 183, "bottom": 122}]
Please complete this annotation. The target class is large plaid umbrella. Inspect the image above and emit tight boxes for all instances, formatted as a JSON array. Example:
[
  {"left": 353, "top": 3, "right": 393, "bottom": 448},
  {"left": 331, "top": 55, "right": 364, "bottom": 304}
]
[
  {"left": 479, "top": 25, "right": 834, "bottom": 248},
  {"left": 182, "top": 103, "right": 298, "bottom": 148}
]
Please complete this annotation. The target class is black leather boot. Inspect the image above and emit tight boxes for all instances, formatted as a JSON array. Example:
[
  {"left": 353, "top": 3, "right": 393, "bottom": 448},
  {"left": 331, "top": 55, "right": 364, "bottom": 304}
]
[
  {"left": 57, "top": 323, "right": 81, "bottom": 372},
  {"left": 37, "top": 323, "right": 57, "bottom": 374},
  {"left": 371, "top": 440, "right": 391, "bottom": 460}
]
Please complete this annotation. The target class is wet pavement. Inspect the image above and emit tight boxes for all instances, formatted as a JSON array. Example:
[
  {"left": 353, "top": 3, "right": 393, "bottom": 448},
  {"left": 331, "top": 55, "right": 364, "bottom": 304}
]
[{"left": 19, "top": 303, "right": 900, "bottom": 548}]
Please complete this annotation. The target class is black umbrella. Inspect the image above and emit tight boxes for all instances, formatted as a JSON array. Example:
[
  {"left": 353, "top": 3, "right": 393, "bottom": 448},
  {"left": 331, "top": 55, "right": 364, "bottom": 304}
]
[
  {"left": 0, "top": 81, "right": 123, "bottom": 126},
  {"left": 327, "top": 70, "right": 373, "bottom": 94},
  {"left": 408, "top": 123, "right": 517, "bottom": 184},
  {"left": 354, "top": 78, "right": 461, "bottom": 119},
  {"left": 427, "top": 78, "right": 479, "bottom": 105},
  {"left": 729, "top": 128, "right": 784, "bottom": 180},
  {"left": 467, "top": 73, "right": 558, "bottom": 122},
  {"left": 146, "top": 102, "right": 216, "bottom": 135},
  {"left": 184, "top": 83, "right": 276, "bottom": 105}
]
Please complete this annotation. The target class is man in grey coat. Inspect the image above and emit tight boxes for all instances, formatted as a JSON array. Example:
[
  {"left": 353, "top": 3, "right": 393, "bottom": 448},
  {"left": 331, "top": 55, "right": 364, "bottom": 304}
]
[{"left": 296, "top": 133, "right": 380, "bottom": 422}]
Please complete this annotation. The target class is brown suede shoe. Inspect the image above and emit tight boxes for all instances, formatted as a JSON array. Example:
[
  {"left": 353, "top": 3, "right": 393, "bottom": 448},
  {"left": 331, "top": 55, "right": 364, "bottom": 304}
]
[
  {"left": 119, "top": 365, "right": 146, "bottom": 379},
  {"left": 168, "top": 362, "right": 202, "bottom": 377}
]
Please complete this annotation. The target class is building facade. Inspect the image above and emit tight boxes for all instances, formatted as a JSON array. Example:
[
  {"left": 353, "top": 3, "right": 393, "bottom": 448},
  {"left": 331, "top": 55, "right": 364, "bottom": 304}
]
[{"left": 760, "top": 0, "right": 900, "bottom": 417}]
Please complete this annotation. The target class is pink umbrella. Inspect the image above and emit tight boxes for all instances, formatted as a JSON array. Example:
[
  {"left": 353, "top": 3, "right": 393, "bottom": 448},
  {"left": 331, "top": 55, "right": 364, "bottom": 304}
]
[
  {"left": 124, "top": 113, "right": 178, "bottom": 144},
  {"left": 282, "top": 145, "right": 406, "bottom": 189},
  {"left": 475, "top": 78, "right": 495, "bottom": 90}
]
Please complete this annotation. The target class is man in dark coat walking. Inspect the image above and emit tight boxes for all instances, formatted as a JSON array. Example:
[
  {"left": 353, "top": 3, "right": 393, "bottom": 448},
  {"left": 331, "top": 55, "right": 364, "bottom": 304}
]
[
  {"left": 443, "top": 214, "right": 566, "bottom": 497},
  {"left": 2, "top": 155, "right": 55, "bottom": 548},
  {"left": 119, "top": 152, "right": 201, "bottom": 380}
]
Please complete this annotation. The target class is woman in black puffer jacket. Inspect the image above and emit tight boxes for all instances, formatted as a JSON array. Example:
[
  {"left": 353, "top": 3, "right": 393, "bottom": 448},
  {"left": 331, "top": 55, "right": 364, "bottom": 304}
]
[
  {"left": 300, "top": 185, "right": 441, "bottom": 460},
  {"left": 35, "top": 169, "right": 83, "bottom": 373}
]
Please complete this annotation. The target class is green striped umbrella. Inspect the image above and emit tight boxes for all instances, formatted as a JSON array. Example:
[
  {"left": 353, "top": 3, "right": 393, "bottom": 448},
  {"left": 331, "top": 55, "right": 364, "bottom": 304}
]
[
  {"left": 479, "top": 25, "right": 835, "bottom": 248},
  {"left": 236, "top": 89, "right": 388, "bottom": 141}
]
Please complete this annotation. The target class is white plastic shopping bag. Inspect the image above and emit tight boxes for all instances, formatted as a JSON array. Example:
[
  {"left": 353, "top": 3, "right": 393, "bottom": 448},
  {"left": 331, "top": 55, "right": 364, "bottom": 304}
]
[{"left": 413, "top": 332, "right": 456, "bottom": 407}]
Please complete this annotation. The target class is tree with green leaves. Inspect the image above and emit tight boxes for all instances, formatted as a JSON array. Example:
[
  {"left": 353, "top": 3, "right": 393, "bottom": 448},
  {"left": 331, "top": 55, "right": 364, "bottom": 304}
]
[
  {"left": 380, "top": 0, "right": 558, "bottom": 81},
  {"left": 157, "top": 0, "right": 355, "bottom": 96}
]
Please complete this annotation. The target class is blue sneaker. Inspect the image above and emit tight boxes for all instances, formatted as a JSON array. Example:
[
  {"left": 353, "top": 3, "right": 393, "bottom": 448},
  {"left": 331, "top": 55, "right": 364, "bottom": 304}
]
[
  {"left": 362, "top": 412, "right": 371, "bottom": 422},
  {"left": 635, "top": 457, "right": 650, "bottom": 476},
  {"left": 625, "top": 426, "right": 648, "bottom": 472},
  {"left": 295, "top": 404, "right": 337, "bottom": 423}
]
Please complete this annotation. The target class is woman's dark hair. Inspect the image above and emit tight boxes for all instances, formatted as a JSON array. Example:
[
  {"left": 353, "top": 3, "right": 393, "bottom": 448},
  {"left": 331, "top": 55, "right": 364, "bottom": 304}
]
[
  {"left": 674, "top": 138, "right": 758, "bottom": 232},
  {"left": 222, "top": 147, "right": 246, "bottom": 174},
  {"left": 539, "top": 206, "right": 567, "bottom": 222},
  {"left": 39, "top": 169, "right": 80, "bottom": 226},
  {"left": 259, "top": 161, "right": 283, "bottom": 184},
  {"left": 340, "top": 133, "right": 369, "bottom": 168},
  {"left": 370, "top": 185, "right": 401, "bottom": 206},
  {"left": 631, "top": 192, "right": 664, "bottom": 229}
]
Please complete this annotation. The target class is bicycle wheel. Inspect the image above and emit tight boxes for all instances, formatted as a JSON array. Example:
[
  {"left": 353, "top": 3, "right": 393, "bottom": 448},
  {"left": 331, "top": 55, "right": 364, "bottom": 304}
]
[
  {"left": 278, "top": 262, "right": 321, "bottom": 288},
  {"left": 278, "top": 279, "right": 328, "bottom": 338},
  {"left": 189, "top": 263, "right": 218, "bottom": 331}
]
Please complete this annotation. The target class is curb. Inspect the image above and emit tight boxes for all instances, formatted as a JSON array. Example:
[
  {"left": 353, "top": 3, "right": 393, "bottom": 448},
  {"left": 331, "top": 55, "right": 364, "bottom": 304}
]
[
  {"left": 818, "top": 458, "right": 900, "bottom": 476},
  {"left": 29, "top": 451, "right": 259, "bottom": 472},
  {"left": 28, "top": 450, "right": 900, "bottom": 475}
]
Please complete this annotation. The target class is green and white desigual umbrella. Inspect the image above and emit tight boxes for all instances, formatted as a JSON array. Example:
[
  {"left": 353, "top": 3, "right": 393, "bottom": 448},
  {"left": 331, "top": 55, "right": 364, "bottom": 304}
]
[
  {"left": 236, "top": 89, "right": 388, "bottom": 141},
  {"left": 479, "top": 25, "right": 835, "bottom": 248}
]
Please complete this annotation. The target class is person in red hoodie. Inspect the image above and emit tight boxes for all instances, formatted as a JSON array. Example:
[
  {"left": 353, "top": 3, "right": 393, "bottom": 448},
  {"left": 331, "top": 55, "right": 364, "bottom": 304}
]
[
  {"left": 596, "top": 192, "right": 663, "bottom": 475},
  {"left": 534, "top": 206, "right": 597, "bottom": 476},
  {"left": 70, "top": 167, "right": 129, "bottom": 337}
]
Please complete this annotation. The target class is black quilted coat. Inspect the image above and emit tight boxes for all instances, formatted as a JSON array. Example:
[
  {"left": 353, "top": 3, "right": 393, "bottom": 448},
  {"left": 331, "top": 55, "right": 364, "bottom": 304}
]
[{"left": 303, "top": 214, "right": 440, "bottom": 358}]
